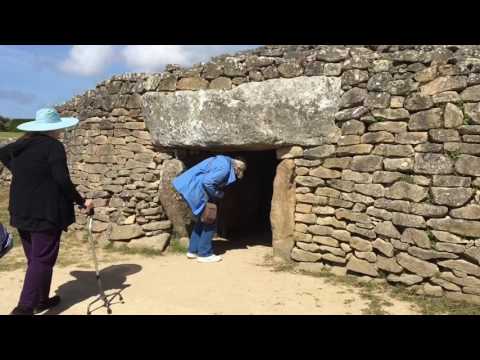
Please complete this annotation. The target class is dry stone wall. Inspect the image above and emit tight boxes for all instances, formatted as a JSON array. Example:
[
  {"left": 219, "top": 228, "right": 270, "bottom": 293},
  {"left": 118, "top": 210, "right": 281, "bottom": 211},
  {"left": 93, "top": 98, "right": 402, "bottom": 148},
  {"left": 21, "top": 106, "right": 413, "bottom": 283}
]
[
  {"left": 4, "top": 45, "right": 480, "bottom": 304},
  {"left": 282, "top": 45, "right": 480, "bottom": 305},
  {"left": 55, "top": 74, "right": 175, "bottom": 252}
]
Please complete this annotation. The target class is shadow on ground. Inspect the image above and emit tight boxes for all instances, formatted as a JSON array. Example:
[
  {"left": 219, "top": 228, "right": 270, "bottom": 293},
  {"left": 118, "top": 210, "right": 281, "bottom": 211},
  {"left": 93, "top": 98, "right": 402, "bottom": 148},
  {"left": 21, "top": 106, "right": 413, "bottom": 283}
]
[
  {"left": 43, "top": 263, "right": 142, "bottom": 315},
  {"left": 212, "top": 231, "right": 272, "bottom": 255}
]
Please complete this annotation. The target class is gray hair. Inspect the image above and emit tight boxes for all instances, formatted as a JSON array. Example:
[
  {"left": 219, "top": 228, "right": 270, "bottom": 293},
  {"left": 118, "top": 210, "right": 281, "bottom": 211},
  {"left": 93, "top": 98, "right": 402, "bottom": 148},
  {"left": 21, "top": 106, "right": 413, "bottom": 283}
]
[{"left": 233, "top": 158, "right": 247, "bottom": 171}]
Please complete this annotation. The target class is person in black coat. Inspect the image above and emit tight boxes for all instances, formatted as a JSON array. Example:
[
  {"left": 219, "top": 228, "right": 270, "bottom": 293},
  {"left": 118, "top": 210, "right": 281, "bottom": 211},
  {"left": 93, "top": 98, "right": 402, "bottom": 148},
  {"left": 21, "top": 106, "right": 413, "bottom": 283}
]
[{"left": 0, "top": 108, "right": 93, "bottom": 315}]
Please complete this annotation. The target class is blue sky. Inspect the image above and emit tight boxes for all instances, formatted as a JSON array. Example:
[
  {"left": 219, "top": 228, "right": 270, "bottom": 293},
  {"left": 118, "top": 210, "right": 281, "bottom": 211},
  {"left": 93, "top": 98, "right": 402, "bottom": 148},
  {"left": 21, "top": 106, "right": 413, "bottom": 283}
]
[{"left": 0, "top": 45, "right": 259, "bottom": 119}]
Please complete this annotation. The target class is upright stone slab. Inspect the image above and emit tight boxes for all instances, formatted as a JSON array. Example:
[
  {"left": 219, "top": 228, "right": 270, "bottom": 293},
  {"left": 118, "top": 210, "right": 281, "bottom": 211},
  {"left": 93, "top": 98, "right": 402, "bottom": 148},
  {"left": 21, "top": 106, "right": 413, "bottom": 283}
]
[
  {"left": 158, "top": 159, "right": 193, "bottom": 238},
  {"left": 271, "top": 159, "right": 296, "bottom": 261}
]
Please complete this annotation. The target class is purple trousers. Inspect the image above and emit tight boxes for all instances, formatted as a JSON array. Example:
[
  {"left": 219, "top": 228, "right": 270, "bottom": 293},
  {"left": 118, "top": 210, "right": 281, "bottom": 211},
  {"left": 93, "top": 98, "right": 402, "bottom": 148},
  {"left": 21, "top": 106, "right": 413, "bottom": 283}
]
[{"left": 18, "top": 229, "right": 61, "bottom": 310}]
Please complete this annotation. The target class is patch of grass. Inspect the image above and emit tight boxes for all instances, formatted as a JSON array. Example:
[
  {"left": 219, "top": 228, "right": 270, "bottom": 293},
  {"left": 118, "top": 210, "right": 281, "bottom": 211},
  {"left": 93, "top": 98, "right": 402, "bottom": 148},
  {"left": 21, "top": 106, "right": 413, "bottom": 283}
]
[
  {"left": 360, "top": 294, "right": 392, "bottom": 314},
  {"left": 446, "top": 149, "right": 461, "bottom": 160},
  {"left": 0, "top": 132, "right": 21, "bottom": 140},
  {"left": 344, "top": 298, "right": 355, "bottom": 305},
  {"left": 296, "top": 267, "right": 335, "bottom": 278},
  {"left": 271, "top": 262, "right": 297, "bottom": 273},
  {"left": 388, "top": 286, "right": 480, "bottom": 315},
  {"left": 357, "top": 283, "right": 394, "bottom": 315},
  {"left": 257, "top": 256, "right": 276, "bottom": 268},
  {"left": 0, "top": 262, "right": 19, "bottom": 271},
  {"left": 464, "top": 114, "right": 473, "bottom": 125},
  {"left": 294, "top": 265, "right": 480, "bottom": 315},
  {"left": 1, "top": 119, "right": 31, "bottom": 132},
  {"left": 301, "top": 270, "right": 395, "bottom": 314},
  {"left": 321, "top": 275, "right": 397, "bottom": 314},
  {"left": 103, "top": 242, "right": 164, "bottom": 257},
  {"left": 263, "top": 252, "right": 274, "bottom": 264},
  {"left": 0, "top": 246, "right": 27, "bottom": 272},
  {"left": 299, "top": 290, "right": 323, "bottom": 307},
  {"left": 426, "top": 190, "right": 434, "bottom": 203},
  {"left": 56, "top": 258, "right": 83, "bottom": 268},
  {"left": 55, "top": 234, "right": 94, "bottom": 267},
  {"left": 0, "top": 188, "right": 141, "bottom": 272},
  {"left": 76, "top": 263, "right": 93, "bottom": 269},
  {"left": 167, "top": 238, "right": 188, "bottom": 254},
  {"left": 399, "top": 175, "right": 414, "bottom": 184}
]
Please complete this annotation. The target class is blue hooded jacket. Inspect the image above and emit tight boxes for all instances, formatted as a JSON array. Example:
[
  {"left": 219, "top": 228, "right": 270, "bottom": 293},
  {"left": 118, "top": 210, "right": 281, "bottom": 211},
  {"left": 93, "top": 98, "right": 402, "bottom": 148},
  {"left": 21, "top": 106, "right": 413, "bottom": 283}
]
[{"left": 172, "top": 155, "right": 237, "bottom": 216}]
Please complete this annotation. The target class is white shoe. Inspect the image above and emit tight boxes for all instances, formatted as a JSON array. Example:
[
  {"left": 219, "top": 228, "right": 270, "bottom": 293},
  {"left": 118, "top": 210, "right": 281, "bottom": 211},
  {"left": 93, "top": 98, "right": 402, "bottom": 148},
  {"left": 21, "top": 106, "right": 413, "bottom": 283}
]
[
  {"left": 197, "top": 255, "right": 222, "bottom": 263},
  {"left": 187, "top": 252, "right": 197, "bottom": 259}
]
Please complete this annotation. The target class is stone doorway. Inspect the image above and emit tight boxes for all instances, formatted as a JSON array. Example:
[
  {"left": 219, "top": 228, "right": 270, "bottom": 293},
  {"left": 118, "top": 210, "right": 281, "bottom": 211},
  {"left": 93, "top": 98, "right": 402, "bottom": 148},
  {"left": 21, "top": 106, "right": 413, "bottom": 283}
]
[
  {"left": 173, "top": 149, "right": 291, "bottom": 255},
  {"left": 144, "top": 75, "right": 342, "bottom": 260},
  {"left": 217, "top": 150, "right": 277, "bottom": 247}
]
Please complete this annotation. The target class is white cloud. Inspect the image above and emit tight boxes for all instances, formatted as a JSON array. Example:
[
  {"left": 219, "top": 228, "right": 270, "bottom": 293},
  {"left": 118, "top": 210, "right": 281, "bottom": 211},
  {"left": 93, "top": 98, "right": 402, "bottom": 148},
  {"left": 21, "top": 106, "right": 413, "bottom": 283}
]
[
  {"left": 58, "top": 45, "right": 259, "bottom": 76},
  {"left": 60, "top": 45, "right": 115, "bottom": 76},
  {"left": 122, "top": 45, "right": 190, "bottom": 72},
  {"left": 121, "top": 45, "right": 258, "bottom": 73}
]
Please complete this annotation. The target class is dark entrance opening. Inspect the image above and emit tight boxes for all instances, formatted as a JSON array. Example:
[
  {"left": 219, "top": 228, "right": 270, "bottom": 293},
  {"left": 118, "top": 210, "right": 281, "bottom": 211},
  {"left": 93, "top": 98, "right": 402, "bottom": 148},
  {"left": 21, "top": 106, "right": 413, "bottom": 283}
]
[{"left": 177, "top": 149, "right": 279, "bottom": 252}]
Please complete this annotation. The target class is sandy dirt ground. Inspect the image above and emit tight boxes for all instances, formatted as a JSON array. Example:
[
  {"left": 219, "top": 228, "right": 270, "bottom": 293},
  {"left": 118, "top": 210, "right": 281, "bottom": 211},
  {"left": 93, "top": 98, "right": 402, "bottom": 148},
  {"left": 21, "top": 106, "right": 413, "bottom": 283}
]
[{"left": 0, "top": 240, "right": 421, "bottom": 315}]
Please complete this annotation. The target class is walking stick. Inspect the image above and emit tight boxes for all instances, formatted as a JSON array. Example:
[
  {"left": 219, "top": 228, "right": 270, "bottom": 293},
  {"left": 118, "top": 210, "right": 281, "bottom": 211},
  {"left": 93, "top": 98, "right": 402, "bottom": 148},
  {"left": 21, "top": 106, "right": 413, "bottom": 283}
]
[{"left": 86, "top": 209, "right": 124, "bottom": 315}]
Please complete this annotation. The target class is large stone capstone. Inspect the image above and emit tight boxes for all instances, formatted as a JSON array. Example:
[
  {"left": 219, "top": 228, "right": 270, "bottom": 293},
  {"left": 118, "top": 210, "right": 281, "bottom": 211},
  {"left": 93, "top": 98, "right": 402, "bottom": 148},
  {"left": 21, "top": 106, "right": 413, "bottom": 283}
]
[{"left": 142, "top": 76, "right": 342, "bottom": 150}]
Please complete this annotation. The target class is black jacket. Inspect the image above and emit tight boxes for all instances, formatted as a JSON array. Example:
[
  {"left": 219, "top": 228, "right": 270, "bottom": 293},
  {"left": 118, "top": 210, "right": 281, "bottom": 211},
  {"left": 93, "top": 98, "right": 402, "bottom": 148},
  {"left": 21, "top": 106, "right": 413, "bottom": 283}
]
[{"left": 0, "top": 134, "right": 85, "bottom": 232}]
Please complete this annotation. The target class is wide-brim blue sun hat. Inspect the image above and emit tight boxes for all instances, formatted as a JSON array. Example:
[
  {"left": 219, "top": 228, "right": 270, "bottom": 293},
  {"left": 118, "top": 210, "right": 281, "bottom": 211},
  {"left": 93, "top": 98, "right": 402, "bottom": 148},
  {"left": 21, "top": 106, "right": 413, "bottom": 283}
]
[{"left": 17, "top": 108, "right": 79, "bottom": 132}]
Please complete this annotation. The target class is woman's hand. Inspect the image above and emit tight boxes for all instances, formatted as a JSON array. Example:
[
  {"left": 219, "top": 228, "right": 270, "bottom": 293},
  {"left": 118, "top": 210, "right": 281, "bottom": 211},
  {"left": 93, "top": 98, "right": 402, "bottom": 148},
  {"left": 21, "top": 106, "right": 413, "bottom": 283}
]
[{"left": 83, "top": 199, "right": 94, "bottom": 213}]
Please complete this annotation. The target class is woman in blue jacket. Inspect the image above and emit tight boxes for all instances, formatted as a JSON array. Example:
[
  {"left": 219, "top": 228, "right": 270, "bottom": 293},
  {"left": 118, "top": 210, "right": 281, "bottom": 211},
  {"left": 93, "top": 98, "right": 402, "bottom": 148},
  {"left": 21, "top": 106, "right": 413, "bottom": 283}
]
[{"left": 172, "top": 155, "right": 246, "bottom": 263}]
